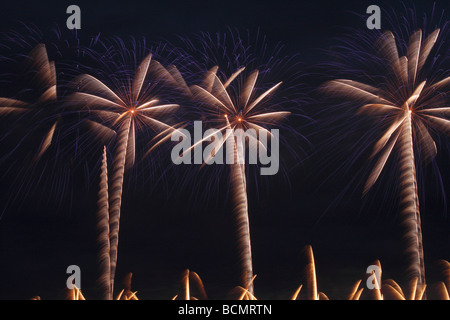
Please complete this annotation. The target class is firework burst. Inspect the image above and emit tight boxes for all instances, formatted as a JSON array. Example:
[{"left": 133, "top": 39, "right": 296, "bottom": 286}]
[
  {"left": 0, "top": 43, "right": 58, "bottom": 160},
  {"left": 185, "top": 65, "right": 291, "bottom": 294},
  {"left": 0, "top": 24, "right": 104, "bottom": 217},
  {"left": 323, "top": 27, "right": 450, "bottom": 290},
  {"left": 168, "top": 29, "right": 305, "bottom": 295},
  {"left": 68, "top": 42, "right": 186, "bottom": 297},
  {"left": 170, "top": 30, "right": 306, "bottom": 204}
]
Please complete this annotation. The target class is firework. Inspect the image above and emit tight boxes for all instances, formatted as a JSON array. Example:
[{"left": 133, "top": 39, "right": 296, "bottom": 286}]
[
  {"left": 28, "top": 245, "right": 450, "bottom": 300},
  {"left": 167, "top": 31, "right": 304, "bottom": 296},
  {"left": 0, "top": 24, "right": 105, "bottom": 217},
  {"left": 170, "top": 29, "right": 305, "bottom": 206},
  {"left": 298, "top": 245, "right": 330, "bottom": 300},
  {"left": 322, "top": 28, "right": 450, "bottom": 291},
  {"left": 65, "top": 274, "right": 139, "bottom": 300},
  {"left": 117, "top": 273, "right": 139, "bottom": 300},
  {"left": 69, "top": 48, "right": 185, "bottom": 297},
  {"left": 187, "top": 65, "right": 290, "bottom": 294},
  {"left": 0, "top": 44, "right": 58, "bottom": 160},
  {"left": 66, "top": 285, "right": 86, "bottom": 300},
  {"left": 304, "top": 245, "right": 318, "bottom": 300},
  {"left": 347, "top": 280, "right": 363, "bottom": 300},
  {"left": 171, "top": 269, "right": 208, "bottom": 300},
  {"left": 351, "top": 259, "right": 428, "bottom": 300},
  {"left": 96, "top": 146, "right": 111, "bottom": 300},
  {"left": 0, "top": 42, "right": 83, "bottom": 216}
]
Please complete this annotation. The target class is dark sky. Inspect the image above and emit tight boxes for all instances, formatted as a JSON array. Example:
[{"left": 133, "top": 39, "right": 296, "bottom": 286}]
[
  {"left": 0, "top": 0, "right": 449, "bottom": 300},
  {"left": 0, "top": 0, "right": 383, "bottom": 61}
]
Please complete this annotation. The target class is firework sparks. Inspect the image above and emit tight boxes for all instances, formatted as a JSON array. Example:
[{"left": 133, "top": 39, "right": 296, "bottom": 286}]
[
  {"left": 96, "top": 146, "right": 111, "bottom": 300},
  {"left": 351, "top": 259, "right": 429, "bottom": 300},
  {"left": 304, "top": 245, "right": 318, "bottom": 300},
  {"left": 69, "top": 51, "right": 184, "bottom": 296},
  {"left": 65, "top": 274, "right": 139, "bottom": 300},
  {"left": 0, "top": 43, "right": 58, "bottom": 160},
  {"left": 66, "top": 285, "right": 86, "bottom": 300},
  {"left": 347, "top": 280, "right": 363, "bottom": 300},
  {"left": 29, "top": 248, "right": 450, "bottom": 300},
  {"left": 323, "top": 28, "right": 450, "bottom": 291},
  {"left": 188, "top": 66, "right": 290, "bottom": 294},
  {"left": 173, "top": 269, "right": 208, "bottom": 300}
]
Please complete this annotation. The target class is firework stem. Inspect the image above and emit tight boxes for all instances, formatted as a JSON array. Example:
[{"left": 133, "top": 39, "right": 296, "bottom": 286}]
[
  {"left": 398, "top": 114, "right": 426, "bottom": 291},
  {"left": 96, "top": 146, "right": 112, "bottom": 300},
  {"left": 230, "top": 136, "right": 254, "bottom": 294},
  {"left": 109, "top": 116, "right": 132, "bottom": 296}
]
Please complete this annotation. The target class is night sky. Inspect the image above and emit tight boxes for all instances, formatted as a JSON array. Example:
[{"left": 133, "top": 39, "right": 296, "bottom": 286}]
[{"left": 0, "top": 0, "right": 449, "bottom": 300}]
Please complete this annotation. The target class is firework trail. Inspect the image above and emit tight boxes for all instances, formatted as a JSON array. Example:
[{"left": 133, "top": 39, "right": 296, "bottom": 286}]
[
  {"left": 229, "top": 133, "right": 253, "bottom": 294},
  {"left": 186, "top": 66, "right": 290, "bottom": 294},
  {"left": 351, "top": 259, "right": 429, "bottom": 300},
  {"left": 69, "top": 47, "right": 185, "bottom": 296},
  {"left": 117, "top": 273, "right": 139, "bottom": 300},
  {"left": 285, "top": 245, "right": 330, "bottom": 300},
  {"left": 174, "top": 269, "right": 208, "bottom": 300},
  {"left": 96, "top": 146, "right": 111, "bottom": 300},
  {"left": 323, "top": 28, "right": 450, "bottom": 290},
  {"left": 347, "top": 280, "right": 363, "bottom": 301},
  {"left": 64, "top": 274, "right": 138, "bottom": 300},
  {"left": 66, "top": 286, "right": 86, "bottom": 300},
  {"left": 304, "top": 245, "right": 318, "bottom": 300},
  {"left": 167, "top": 33, "right": 305, "bottom": 296},
  {"left": 432, "top": 260, "right": 450, "bottom": 300}
]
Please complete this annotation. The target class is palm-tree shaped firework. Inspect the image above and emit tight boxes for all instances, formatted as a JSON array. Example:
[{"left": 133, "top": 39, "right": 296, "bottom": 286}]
[
  {"left": 323, "top": 28, "right": 449, "bottom": 291},
  {"left": 69, "top": 51, "right": 185, "bottom": 298},
  {"left": 0, "top": 44, "right": 59, "bottom": 160},
  {"left": 188, "top": 66, "right": 290, "bottom": 294}
]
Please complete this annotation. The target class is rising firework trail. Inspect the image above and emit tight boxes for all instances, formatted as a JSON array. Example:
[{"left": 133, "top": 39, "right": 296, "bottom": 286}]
[
  {"left": 69, "top": 49, "right": 185, "bottom": 297},
  {"left": 96, "top": 146, "right": 111, "bottom": 300},
  {"left": 187, "top": 66, "right": 290, "bottom": 294},
  {"left": 323, "top": 28, "right": 450, "bottom": 291}
]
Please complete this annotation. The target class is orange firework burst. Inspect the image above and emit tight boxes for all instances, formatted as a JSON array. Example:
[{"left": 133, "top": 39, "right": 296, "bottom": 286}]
[
  {"left": 69, "top": 51, "right": 185, "bottom": 298},
  {"left": 323, "top": 28, "right": 450, "bottom": 291},
  {"left": 0, "top": 44, "right": 58, "bottom": 160},
  {"left": 188, "top": 66, "right": 290, "bottom": 294}
]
